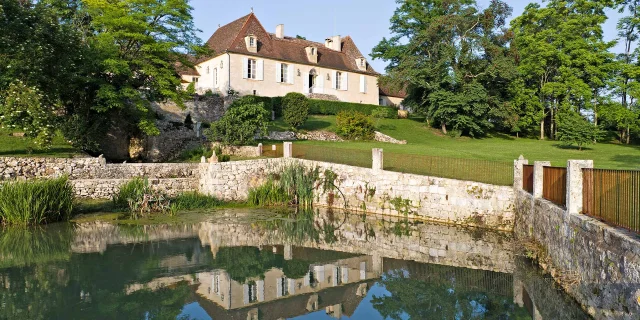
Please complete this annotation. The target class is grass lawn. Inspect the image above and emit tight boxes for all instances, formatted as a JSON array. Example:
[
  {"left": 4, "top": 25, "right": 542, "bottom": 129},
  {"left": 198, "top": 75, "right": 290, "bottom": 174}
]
[
  {"left": 267, "top": 115, "right": 640, "bottom": 170},
  {"left": 0, "top": 130, "right": 80, "bottom": 157}
]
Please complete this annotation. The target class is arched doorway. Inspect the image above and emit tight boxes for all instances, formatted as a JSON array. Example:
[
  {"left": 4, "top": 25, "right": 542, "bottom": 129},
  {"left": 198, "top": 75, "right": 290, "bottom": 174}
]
[{"left": 308, "top": 69, "right": 317, "bottom": 93}]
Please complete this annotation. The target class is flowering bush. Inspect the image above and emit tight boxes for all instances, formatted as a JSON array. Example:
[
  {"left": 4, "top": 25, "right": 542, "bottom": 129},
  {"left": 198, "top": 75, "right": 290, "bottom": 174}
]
[{"left": 0, "top": 81, "right": 61, "bottom": 148}]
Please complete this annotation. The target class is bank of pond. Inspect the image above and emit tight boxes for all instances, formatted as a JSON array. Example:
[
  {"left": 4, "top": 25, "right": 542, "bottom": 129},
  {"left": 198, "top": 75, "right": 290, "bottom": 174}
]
[{"left": 0, "top": 163, "right": 327, "bottom": 226}]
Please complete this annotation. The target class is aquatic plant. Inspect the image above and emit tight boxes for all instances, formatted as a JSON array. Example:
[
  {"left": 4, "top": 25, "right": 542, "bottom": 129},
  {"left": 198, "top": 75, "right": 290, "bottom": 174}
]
[
  {"left": 0, "top": 176, "right": 74, "bottom": 226},
  {"left": 248, "top": 164, "right": 319, "bottom": 208},
  {"left": 170, "top": 192, "right": 221, "bottom": 211},
  {"left": 112, "top": 178, "right": 171, "bottom": 218}
]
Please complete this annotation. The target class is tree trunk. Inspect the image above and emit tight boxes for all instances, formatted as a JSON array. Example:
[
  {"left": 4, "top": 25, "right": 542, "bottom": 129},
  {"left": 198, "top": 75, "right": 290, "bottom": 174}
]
[
  {"left": 441, "top": 122, "right": 447, "bottom": 135},
  {"left": 550, "top": 104, "right": 555, "bottom": 140},
  {"left": 540, "top": 117, "right": 545, "bottom": 140},
  {"left": 627, "top": 126, "right": 631, "bottom": 144}
]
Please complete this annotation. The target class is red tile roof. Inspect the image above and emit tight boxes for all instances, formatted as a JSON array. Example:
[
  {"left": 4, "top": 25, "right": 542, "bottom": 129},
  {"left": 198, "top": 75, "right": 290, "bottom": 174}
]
[{"left": 199, "top": 13, "right": 379, "bottom": 76}]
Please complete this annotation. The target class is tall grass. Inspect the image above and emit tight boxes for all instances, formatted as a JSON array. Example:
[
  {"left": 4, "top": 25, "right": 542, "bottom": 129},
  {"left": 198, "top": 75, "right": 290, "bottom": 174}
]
[
  {"left": 248, "top": 164, "right": 319, "bottom": 208},
  {"left": 0, "top": 176, "right": 74, "bottom": 226},
  {"left": 170, "top": 192, "right": 222, "bottom": 211},
  {"left": 114, "top": 178, "right": 222, "bottom": 218}
]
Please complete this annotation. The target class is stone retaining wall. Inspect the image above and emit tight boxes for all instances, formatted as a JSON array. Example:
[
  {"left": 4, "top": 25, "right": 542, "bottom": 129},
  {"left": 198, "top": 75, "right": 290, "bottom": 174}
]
[
  {"left": 0, "top": 157, "right": 106, "bottom": 180},
  {"left": 198, "top": 158, "right": 514, "bottom": 230},
  {"left": 515, "top": 189, "right": 640, "bottom": 319},
  {"left": 72, "top": 178, "right": 198, "bottom": 199}
]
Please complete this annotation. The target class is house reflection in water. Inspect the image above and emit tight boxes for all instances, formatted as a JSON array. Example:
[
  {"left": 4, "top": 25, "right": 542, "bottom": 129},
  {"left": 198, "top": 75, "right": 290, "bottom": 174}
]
[{"left": 126, "top": 245, "right": 380, "bottom": 319}]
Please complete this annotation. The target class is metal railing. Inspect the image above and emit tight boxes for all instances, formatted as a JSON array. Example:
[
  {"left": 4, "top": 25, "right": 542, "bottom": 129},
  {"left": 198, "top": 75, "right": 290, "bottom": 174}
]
[
  {"left": 292, "top": 144, "right": 371, "bottom": 168},
  {"left": 543, "top": 166, "right": 567, "bottom": 207},
  {"left": 384, "top": 153, "right": 513, "bottom": 186},
  {"left": 583, "top": 168, "right": 640, "bottom": 233},
  {"left": 523, "top": 164, "right": 534, "bottom": 194},
  {"left": 262, "top": 144, "right": 284, "bottom": 158}
]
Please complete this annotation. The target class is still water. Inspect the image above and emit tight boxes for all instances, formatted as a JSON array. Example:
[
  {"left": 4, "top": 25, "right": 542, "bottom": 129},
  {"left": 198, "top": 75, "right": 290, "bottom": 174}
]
[{"left": 0, "top": 209, "right": 589, "bottom": 320}]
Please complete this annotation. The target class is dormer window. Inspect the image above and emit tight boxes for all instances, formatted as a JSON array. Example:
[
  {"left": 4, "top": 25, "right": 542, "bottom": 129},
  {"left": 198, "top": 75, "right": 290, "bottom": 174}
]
[
  {"left": 305, "top": 46, "right": 318, "bottom": 64},
  {"left": 245, "top": 35, "right": 258, "bottom": 53},
  {"left": 355, "top": 57, "right": 367, "bottom": 71}
]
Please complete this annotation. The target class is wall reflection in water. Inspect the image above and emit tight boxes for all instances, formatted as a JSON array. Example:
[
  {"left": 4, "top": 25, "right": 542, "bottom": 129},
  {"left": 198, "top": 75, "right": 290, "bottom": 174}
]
[{"left": 0, "top": 209, "right": 589, "bottom": 319}]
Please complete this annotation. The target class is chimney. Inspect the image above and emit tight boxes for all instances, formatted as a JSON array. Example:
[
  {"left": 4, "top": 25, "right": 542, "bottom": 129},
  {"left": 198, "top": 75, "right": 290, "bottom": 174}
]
[
  {"left": 276, "top": 24, "right": 284, "bottom": 39},
  {"left": 326, "top": 35, "right": 341, "bottom": 51}
]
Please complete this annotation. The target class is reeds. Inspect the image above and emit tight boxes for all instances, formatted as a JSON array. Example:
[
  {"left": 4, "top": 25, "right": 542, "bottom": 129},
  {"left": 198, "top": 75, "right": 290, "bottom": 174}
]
[
  {"left": 0, "top": 176, "right": 74, "bottom": 226},
  {"left": 248, "top": 164, "right": 319, "bottom": 208},
  {"left": 170, "top": 192, "right": 222, "bottom": 211}
]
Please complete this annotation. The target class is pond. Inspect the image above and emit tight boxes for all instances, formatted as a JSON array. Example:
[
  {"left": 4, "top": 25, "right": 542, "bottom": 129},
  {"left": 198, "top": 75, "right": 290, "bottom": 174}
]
[{"left": 0, "top": 209, "right": 590, "bottom": 320}]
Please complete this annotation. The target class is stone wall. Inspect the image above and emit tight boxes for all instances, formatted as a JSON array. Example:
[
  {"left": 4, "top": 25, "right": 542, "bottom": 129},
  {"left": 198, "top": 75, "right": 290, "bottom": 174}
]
[
  {"left": 152, "top": 95, "right": 230, "bottom": 123},
  {"left": 0, "top": 156, "right": 106, "bottom": 180},
  {"left": 198, "top": 158, "right": 515, "bottom": 230},
  {"left": 72, "top": 178, "right": 198, "bottom": 199},
  {"left": 515, "top": 189, "right": 640, "bottom": 319},
  {"left": 144, "top": 121, "right": 202, "bottom": 162}
]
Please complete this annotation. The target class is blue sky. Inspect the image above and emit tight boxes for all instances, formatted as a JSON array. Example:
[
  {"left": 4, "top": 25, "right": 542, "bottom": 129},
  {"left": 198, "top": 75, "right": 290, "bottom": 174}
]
[{"left": 190, "top": 0, "right": 625, "bottom": 74}]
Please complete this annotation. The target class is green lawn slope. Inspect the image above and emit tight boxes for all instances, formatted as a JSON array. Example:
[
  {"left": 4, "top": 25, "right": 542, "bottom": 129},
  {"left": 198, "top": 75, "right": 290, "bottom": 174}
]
[{"left": 270, "top": 115, "right": 640, "bottom": 170}]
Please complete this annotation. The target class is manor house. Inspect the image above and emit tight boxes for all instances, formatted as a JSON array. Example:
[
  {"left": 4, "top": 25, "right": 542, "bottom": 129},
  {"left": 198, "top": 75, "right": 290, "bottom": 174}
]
[{"left": 180, "top": 13, "right": 394, "bottom": 105}]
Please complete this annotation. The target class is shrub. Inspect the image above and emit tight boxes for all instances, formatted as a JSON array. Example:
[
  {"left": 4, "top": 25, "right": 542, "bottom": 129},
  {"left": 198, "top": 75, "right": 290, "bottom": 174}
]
[
  {"left": 272, "top": 96, "right": 283, "bottom": 117},
  {"left": 282, "top": 92, "right": 309, "bottom": 129},
  {"left": 206, "top": 96, "right": 269, "bottom": 145},
  {"left": 0, "top": 176, "right": 74, "bottom": 226},
  {"left": 213, "top": 146, "right": 231, "bottom": 162},
  {"left": 308, "top": 99, "right": 395, "bottom": 117},
  {"left": 557, "top": 110, "right": 602, "bottom": 150},
  {"left": 176, "top": 145, "right": 213, "bottom": 162},
  {"left": 371, "top": 107, "right": 397, "bottom": 119},
  {"left": 186, "top": 82, "right": 196, "bottom": 95},
  {"left": 336, "top": 110, "right": 375, "bottom": 140}
]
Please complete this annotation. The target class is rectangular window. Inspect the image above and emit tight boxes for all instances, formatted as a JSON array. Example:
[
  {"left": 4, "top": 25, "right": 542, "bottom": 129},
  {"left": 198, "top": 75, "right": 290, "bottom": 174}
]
[
  {"left": 249, "top": 37, "right": 255, "bottom": 47},
  {"left": 214, "top": 68, "right": 218, "bottom": 87},
  {"left": 280, "top": 63, "right": 288, "bottom": 83},
  {"left": 192, "top": 77, "right": 198, "bottom": 83},
  {"left": 247, "top": 59, "right": 257, "bottom": 79},
  {"left": 336, "top": 72, "right": 343, "bottom": 90},
  {"left": 281, "top": 278, "right": 289, "bottom": 296},
  {"left": 248, "top": 283, "right": 258, "bottom": 303}
]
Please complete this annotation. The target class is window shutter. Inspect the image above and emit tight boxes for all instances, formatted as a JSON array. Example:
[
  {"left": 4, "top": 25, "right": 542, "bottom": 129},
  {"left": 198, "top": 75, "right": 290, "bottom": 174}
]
[
  {"left": 242, "top": 57, "right": 248, "bottom": 79},
  {"left": 343, "top": 73, "right": 349, "bottom": 91},
  {"left": 276, "top": 62, "right": 282, "bottom": 83},
  {"left": 288, "top": 279, "right": 296, "bottom": 295},
  {"left": 316, "top": 72, "right": 324, "bottom": 93},
  {"left": 304, "top": 273, "right": 310, "bottom": 286},
  {"left": 256, "top": 280, "right": 265, "bottom": 302},
  {"left": 341, "top": 266, "right": 349, "bottom": 283},
  {"left": 303, "top": 72, "right": 309, "bottom": 94},
  {"left": 257, "top": 59, "right": 264, "bottom": 80},
  {"left": 288, "top": 65, "right": 295, "bottom": 84},
  {"left": 360, "top": 75, "right": 366, "bottom": 93},
  {"left": 331, "top": 71, "right": 337, "bottom": 89},
  {"left": 243, "top": 284, "right": 250, "bottom": 304},
  {"left": 315, "top": 266, "right": 325, "bottom": 282},
  {"left": 332, "top": 266, "right": 338, "bottom": 286},
  {"left": 276, "top": 277, "right": 283, "bottom": 297},
  {"left": 360, "top": 261, "right": 366, "bottom": 280}
]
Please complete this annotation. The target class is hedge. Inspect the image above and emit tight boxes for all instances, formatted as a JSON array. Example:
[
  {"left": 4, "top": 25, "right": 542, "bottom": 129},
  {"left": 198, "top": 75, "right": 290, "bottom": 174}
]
[
  {"left": 308, "top": 99, "right": 396, "bottom": 118},
  {"left": 237, "top": 96, "right": 396, "bottom": 119}
]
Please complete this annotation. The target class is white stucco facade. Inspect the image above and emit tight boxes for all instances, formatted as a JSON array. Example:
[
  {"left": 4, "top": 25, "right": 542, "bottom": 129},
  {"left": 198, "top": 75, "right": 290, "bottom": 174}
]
[{"left": 189, "top": 53, "right": 379, "bottom": 105}]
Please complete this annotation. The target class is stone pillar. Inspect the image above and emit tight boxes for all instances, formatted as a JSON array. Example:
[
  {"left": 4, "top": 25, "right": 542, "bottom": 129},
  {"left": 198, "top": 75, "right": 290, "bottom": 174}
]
[
  {"left": 284, "top": 244, "right": 292, "bottom": 260},
  {"left": 372, "top": 148, "right": 384, "bottom": 171},
  {"left": 513, "top": 155, "right": 529, "bottom": 189},
  {"left": 566, "top": 160, "right": 594, "bottom": 215},
  {"left": 533, "top": 161, "right": 550, "bottom": 198},
  {"left": 257, "top": 143, "right": 263, "bottom": 157},
  {"left": 200, "top": 156, "right": 206, "bottom": 163},
  {"left": 513, "top": 278, "right": 524, "bottom": 307},
  {"left": 372, "top": 252, "right": 383, "bottom": 276},
  {"left": 283, "top": 142, "right": 293, "bottom": 158},
  {"left": 272, "top": 144, "right": 277, "bottom": 151}
]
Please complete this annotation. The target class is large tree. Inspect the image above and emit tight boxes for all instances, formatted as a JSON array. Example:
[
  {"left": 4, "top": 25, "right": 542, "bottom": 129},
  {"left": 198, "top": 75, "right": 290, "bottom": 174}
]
[
  {"left": 511, "top": 0, "right": 617, "bottom": 140},
  {"left": 372, "top": 0, "right": 517, "bottom": 137},
  {"left": 0, "top": 0, "right": 206, "bottom": 155}
]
